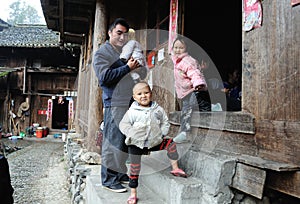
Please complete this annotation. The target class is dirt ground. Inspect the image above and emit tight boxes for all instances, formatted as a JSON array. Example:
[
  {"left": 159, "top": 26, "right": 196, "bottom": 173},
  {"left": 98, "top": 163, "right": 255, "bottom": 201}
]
[{"left": 3, "top": 136, "right": 71, "bottom": 204}]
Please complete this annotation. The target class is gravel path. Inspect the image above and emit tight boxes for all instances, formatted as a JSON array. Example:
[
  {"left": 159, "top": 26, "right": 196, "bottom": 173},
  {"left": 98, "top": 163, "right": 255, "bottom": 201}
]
[{"left": 5, "top": 137, "right": 71, "bottom": 204}]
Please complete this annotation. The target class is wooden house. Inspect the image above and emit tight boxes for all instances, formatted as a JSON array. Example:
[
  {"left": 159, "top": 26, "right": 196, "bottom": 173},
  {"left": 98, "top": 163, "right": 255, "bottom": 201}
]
[
  {"left": 0, "top": 23, "right": 80, "bottom": 135},
  {"left": 40, "top": 0, "right": 300, "bottom": 202}
]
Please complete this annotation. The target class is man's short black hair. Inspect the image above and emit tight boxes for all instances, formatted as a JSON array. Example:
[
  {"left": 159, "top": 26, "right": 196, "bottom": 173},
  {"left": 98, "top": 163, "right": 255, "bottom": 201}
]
[{"left": 108, "top": 18, "right": 129, "bottom": 32}]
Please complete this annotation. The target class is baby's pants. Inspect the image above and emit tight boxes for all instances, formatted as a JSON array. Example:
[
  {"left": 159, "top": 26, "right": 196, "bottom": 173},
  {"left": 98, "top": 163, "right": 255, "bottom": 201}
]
[{"left": 127, "top": 139, "right": 179, "bottom": 188}]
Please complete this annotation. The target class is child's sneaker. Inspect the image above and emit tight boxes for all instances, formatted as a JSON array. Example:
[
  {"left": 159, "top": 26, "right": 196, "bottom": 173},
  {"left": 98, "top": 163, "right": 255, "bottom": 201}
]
[
  {"left": 170, "top": 168, "right": 187, "bottom": 178},
  {"left": 173, "top": 132, "right": 188, "bottom": 143}
]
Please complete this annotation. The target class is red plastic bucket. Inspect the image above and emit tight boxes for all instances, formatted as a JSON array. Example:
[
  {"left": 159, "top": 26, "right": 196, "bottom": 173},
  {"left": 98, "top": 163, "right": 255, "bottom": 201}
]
[{"left": 36, "top": 129, "right": 43, "bottom": 138}]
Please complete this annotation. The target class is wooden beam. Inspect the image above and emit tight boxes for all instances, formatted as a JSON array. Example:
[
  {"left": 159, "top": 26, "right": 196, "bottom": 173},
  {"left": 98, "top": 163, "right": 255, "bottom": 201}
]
[
  {"left": 59, "top": 0, "right": 64, "bottom": 40},
  {"left": 46, "top": 15, "right": 89, "bottom": 23},
  {"left": 266, "top": 171, "right": 300, "bottom": 199},
  {"left": 26, "top": 68, "right": 77, "bottom": 74},
  {"left": 237, "top": 154, "right": 300, "bottom": 171},
  {"left": 231, "top": 163, "right": 266, "bottom": 199}
]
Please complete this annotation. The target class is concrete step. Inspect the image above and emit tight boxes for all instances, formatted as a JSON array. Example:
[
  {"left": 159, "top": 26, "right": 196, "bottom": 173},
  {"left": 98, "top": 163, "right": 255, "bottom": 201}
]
[
  {"left": 85, "top": 147, "right": 237, "bottom": 204},
  {"left": 86, "top": 175, "right": 165, "bottom": 204},
  {"left": 140, "top": 166, "right": 203, "bottom": 204},
  {"left": 178, "top": 144, "right": 236, "bottom": 180},
  {"left": 139, "top": 147, "right": 237, "bottom": 204},
  {"left": 84, "top": 149, "right": 203, "bottom": 204}
]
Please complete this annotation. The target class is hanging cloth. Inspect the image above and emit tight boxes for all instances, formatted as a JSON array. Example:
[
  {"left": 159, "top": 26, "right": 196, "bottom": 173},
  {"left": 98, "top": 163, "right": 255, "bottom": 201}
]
[
  {"left": 168, "top": 0, "right": 178, "bottom": 54},
  {"left": 243, "top": 0, "right": 262, "bottom": 31}
]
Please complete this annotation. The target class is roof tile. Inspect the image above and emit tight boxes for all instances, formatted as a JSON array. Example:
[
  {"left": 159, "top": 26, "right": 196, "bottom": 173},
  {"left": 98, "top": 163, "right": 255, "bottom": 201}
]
[{"left": 0, "top": 24, "right": 60, "bottom": 48}]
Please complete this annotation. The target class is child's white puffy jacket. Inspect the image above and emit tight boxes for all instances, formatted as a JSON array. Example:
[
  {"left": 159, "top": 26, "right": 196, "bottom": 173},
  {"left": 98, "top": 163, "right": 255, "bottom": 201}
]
[{"left": 119, "top": 101, "right": 170, "bottom": 149}]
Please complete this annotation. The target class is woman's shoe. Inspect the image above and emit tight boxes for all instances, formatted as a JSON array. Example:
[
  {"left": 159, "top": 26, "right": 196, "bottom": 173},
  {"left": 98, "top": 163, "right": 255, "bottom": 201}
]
[
  {"left": 170, "top": 168, "right": 188, "bottom": 178},
  {"left": 127, "top": 195, "right": 138, "bottom": 204}
]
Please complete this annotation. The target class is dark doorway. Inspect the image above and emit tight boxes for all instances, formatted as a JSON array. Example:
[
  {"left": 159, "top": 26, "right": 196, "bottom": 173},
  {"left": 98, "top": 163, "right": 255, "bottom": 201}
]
[
  {"left": 52, "top": 97, "right": 69, "bottom": 130},
  {"left": 183, "top": 1, "right": 242, "bottom": 80},
  {"left": 183, "top": 1, "right": 242, "bottom": 111}
]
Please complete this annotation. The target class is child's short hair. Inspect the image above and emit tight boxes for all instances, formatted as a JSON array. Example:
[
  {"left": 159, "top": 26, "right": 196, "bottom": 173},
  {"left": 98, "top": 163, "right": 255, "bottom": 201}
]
[{"left": 132, "top": 81, "right": 151, "bottom": 94}]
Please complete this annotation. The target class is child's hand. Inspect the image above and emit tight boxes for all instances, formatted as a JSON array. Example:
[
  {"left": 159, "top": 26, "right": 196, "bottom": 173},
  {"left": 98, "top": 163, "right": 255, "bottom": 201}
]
[{"left": 195, "top": 85, "right": 205, "bottom": 91}]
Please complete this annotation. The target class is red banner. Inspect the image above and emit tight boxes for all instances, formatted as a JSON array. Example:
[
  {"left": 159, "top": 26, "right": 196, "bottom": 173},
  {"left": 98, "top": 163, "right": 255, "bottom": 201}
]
[
  {"left": 168, "top": 0, "right": 178, "bottom": 54},
  {"left": 38, "top": 110, "right": 47, "bottom": 115},
  {"left": 69, "top": 100, "right": 73, "bottom": 119},
  {"left": 47, "top": 99, "right": 52, "bottom": 121}
]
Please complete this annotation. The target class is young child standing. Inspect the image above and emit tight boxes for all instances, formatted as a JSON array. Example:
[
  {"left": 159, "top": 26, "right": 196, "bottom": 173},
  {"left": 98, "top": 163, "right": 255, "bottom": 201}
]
[
  {"left": 119, "top": 82, "right": 187, "bottom": 204},
  {"left": 171, "top": 36, "right": 211, "bottom": 143}
]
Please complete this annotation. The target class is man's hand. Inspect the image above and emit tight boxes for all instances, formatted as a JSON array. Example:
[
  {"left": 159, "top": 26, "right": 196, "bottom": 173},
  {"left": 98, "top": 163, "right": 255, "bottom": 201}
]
[{"left": 127, "top": 57, "right": 140, "bottom": 71}]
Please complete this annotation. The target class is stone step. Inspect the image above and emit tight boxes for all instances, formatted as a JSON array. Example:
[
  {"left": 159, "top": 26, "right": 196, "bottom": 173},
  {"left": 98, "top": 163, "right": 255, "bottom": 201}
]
[
  {"left": 140, "top": 167, "right": 203, "bottom": 204},
  {"left": 177, "top": 145, "right": 236, "bottom": 181},
  {"left": 86, "top": 175, "right": 165, "bottom": 204},
  {"left": 139, "top": 148, "right": 236, "bottom": 203},
  {"left": 85, "top": 148, "right": 237, "bottom": 204}
]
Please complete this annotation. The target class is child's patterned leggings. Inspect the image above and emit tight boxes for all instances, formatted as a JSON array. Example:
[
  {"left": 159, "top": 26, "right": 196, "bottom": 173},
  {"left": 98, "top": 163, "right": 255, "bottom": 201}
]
[{"left": 127, "top": 139, "right": 179, "bottom": 188}]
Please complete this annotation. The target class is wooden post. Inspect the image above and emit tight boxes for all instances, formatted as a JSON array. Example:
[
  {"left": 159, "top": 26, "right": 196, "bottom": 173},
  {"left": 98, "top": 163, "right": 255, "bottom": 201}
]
[{"left": 87, "top": 0, "right": 106, "bottom": 152}]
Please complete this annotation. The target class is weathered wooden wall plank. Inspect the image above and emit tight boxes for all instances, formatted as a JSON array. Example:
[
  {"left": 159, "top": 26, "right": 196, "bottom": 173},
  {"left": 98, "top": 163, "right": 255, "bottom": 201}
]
[
  {"left": 243, "top": 0, "right": 300, "bottom": 121},
  {"left": 242, "top": 0, "right": 300, "bottom": 165},
  {"left": 231, "top": 163, "right": 266, "bottom": 199},
  {"left": 237, "top": 154, "right": 300, "bottom": 171}
]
